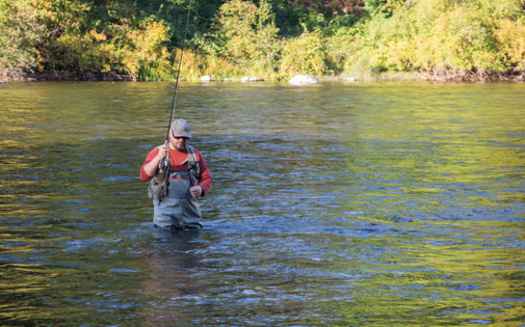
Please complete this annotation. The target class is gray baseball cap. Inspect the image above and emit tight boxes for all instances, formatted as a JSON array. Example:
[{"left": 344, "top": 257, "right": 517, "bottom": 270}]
[{"left": 171, "top": 119, "right": 191, "bottom": 138}]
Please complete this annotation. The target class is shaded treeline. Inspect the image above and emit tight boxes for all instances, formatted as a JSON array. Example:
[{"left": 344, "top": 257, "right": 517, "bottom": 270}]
[{"left": 1, "top": 0, "right": 524, "bottom": 81}]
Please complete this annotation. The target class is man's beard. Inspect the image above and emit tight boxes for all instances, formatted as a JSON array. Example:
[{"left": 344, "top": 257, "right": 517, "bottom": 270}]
[{"left": 173, "top": 143, "right": 186, "bottom": 151}]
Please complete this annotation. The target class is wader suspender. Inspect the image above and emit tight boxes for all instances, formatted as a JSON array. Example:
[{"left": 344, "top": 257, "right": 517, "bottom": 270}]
[{"left": 185, "top": 145, "right": 201, "bottom": 187}]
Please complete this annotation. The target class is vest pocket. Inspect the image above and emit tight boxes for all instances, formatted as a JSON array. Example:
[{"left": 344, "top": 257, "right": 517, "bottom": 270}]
[{"left": 168, "top": 172, "right": 192, "bottom": 198}]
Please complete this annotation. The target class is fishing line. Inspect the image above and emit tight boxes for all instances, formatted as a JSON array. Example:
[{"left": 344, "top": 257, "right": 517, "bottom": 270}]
[{"left": 166, "top": 0, "right": 193, "bottom": 142}]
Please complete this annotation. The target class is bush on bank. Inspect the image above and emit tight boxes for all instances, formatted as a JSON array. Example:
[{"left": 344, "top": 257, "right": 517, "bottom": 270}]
[
  {"left": 1, "top": 0, "right": 524, "bottom": 82},
  {"left": 0, "top": 0, "right": 45, "bottom": 80}
]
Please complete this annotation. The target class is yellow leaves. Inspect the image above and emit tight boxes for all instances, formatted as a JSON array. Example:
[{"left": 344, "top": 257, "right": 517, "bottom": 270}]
[
  {"left": 218, "top": 0, "right": 258, "bottom": 31},
  {"left": 370, "top": 41, "right": 411, "bottom": 71},
  {"left": 435, "top": 6, "right": 486, "bottom": 43},
  {"left": 120, "top": 20, "right": 170, "bottom": 77},
  {"left": 30, "top": 0, "right": 51, "bottom": 10},
  {"left": 279, "top": 31, "right": 326, "bottom": 76},
  {"left": 141, "top": 21, "right": 169, "bottom": 51},
  {"left": 494, "top": 19, "right": 525, "bottom": 69},
  {"left": 213, "top": 0, "right": 278, "bottom": 65},
  {"left": 119, "top": 17, "right": 132, "bottom": 26},
  {"left": 37, "top": 54, "right": 45, "bottom": 72},
  {"left": 0, "top": 0, "right": 45, "bottom": 77},
  {"left": 354, "top": 0, "right": 525, "bottom": 75},
  {"left": 89, "top": 29, "right": 107, "bottom": 42},
  {"left": 474, "top": 0, "right": 523, "bottom": 21},
  {"left": 130, "top": 21, "right": 169, "bottom": 61}
]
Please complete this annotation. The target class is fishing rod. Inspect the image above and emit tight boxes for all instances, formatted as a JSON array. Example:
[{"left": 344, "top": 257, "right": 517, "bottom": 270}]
[{"left": 161, "top": 0, "right": 193, "bottom": 169}]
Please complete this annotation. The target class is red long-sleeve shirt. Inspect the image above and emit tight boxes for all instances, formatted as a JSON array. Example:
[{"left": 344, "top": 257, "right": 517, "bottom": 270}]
[{"left": 140, "top": 147, "right": 213, "bottom": 197}]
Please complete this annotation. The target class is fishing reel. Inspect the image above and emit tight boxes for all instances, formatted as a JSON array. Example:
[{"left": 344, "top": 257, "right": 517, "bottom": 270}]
[
  {"left": 154, "top": 157, "right": 170, "bottom": 185},
  {"left": 156, "top": 139, "right": 170, "bottom": 176},
  {"left": 159, "top": 157, "right": 170, "bottom": 172}
]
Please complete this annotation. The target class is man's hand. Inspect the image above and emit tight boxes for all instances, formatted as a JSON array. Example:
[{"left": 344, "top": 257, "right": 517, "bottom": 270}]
[
  {"left": 142, "top": 143, "right": 169, "bottom": 179},
  {"left": 156, "top": 143, "right": 168, "bottom": 162},
  {"left": 190, "top": 185, "right": 203, "bottom": 199}
]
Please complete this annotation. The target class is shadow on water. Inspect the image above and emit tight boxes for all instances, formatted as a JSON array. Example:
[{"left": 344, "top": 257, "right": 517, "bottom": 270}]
[
  {"left": 0, "top": 81, "right": 524, "bottom": 326},
  {"left": 138, "top": 228, "right": 209, "bottom": 326}
]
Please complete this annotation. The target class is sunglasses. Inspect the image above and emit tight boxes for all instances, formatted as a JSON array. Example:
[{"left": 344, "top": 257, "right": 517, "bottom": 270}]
[{"left": 171, "top": 131, "right": 189, "bottom": 140}]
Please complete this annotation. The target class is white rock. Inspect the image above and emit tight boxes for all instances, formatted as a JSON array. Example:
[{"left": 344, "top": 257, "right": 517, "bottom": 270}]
[
  {"left": 241, "top": 77, "right": 264, "bottom": 82},
  {"left": 201, "top": 75, "right": 213, "bottom": 82},
  {"left": 289, "top": 74, "right": 319, "bottom": 84}
]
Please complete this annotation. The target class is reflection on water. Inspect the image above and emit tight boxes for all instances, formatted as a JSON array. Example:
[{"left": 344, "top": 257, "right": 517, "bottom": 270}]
[{"left": 0, "top": 81, "right": 524, "bottom": 326}]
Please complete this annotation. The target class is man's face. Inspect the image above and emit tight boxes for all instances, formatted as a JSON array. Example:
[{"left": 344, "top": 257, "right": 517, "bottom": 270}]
[{"left": 171, "top": 130, "right": 189, "bottom": 151}]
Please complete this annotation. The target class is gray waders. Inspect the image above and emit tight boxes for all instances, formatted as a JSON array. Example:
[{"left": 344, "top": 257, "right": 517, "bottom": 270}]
[{"left": 148, "top": 145, "right": 202, "bottom": 230}]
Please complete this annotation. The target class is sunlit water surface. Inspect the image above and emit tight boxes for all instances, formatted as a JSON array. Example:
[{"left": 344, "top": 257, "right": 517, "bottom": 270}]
[{"left": 0, "top": 81, "right": 524, "bottom": 326}]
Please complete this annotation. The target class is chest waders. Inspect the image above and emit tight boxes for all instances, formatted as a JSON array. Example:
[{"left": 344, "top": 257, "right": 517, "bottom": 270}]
[{"left": 151, "top": 145, "right": 202, "bottom": 230}]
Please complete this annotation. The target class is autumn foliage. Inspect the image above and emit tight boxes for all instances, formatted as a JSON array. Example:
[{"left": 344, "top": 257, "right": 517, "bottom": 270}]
[{"left": 1, "top": 0, "right": 524, "bottom": 81}]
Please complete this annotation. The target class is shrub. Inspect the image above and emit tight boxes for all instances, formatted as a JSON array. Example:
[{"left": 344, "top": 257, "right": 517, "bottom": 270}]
[
  {"left": 494, "top": 19, "right": 525, "bottom": 71},
  {"left": 211, "top": 0, "right": 279, "bottom": 74},
  {"left": 352, "top": 0, "right": 524, "bottom": 76},
  {"left": 0, "top": 0, "right": 45, "bottom": 79},
  {"left": 278, "top": 30, "right": 326, "bottom": 78}
]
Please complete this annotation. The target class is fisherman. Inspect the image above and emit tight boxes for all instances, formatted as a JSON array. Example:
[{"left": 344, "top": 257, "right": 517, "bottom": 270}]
[{"left": 140, "top": 119, "right": 212, "bottom": 230}]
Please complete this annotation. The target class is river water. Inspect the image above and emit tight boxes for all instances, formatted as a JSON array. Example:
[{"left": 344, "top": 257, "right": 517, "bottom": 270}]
[{"left": 0, "top": 81, "right": 523, "bottom": 326}]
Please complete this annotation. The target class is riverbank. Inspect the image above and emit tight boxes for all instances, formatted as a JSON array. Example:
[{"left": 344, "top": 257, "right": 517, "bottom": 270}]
[
  {"left": 2, "top": 70, "right": 525, "bottom": 84},
  {"left": 0, "top": 71, "right": 135, "bottom": 83},
  {"left": 3, "top": 0, "right": 525, "bottom": 87}
]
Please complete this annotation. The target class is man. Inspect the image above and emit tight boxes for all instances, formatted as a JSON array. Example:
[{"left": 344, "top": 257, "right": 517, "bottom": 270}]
[{"left": 140, "top": 119, "right": 212, "bottom": 230}]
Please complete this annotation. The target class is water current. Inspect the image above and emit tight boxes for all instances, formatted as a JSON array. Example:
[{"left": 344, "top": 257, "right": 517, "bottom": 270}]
[{"left": 0, "top": 81, "right": 524, "bottom": 326}]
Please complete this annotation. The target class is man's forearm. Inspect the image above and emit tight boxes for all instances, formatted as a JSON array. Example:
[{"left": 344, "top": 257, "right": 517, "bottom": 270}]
[{"left": 142, "top": 155, "right": 162, "bottom": 179}]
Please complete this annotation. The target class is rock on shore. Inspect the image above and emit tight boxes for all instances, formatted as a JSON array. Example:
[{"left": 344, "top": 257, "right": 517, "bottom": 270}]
[
  {"left": 241, "top": 77, "right": 264, "bottom": 82},
  {"left": 289, "top": 75, "right": 319, "bottom": 84}
]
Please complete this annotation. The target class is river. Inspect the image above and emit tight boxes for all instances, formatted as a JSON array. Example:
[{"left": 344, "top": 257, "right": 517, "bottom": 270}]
[{"left": 0, "top": 81, "right": 524, "bottom": 326}]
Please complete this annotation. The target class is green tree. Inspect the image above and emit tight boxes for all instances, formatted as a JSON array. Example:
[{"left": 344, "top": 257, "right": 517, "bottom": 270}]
[
  {"left": 0, "top": 0, "right": 45, "bottom": 80},
  {"left": 211, "top": 0, "right": 279, "bottom": 76},
  {"left": 36, "top": 0, "right": 173, "bottom": 79},
  {"left": 279, "top": 30, "right": 327, "bottom": 77},
  {"left": 352, "top": 0, "right": 525, "bottom": 79}
]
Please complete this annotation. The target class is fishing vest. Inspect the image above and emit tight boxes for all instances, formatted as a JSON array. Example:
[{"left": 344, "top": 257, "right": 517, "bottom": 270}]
[{"left": 148, "top": 145, "right": 202, "bottom": 230}]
